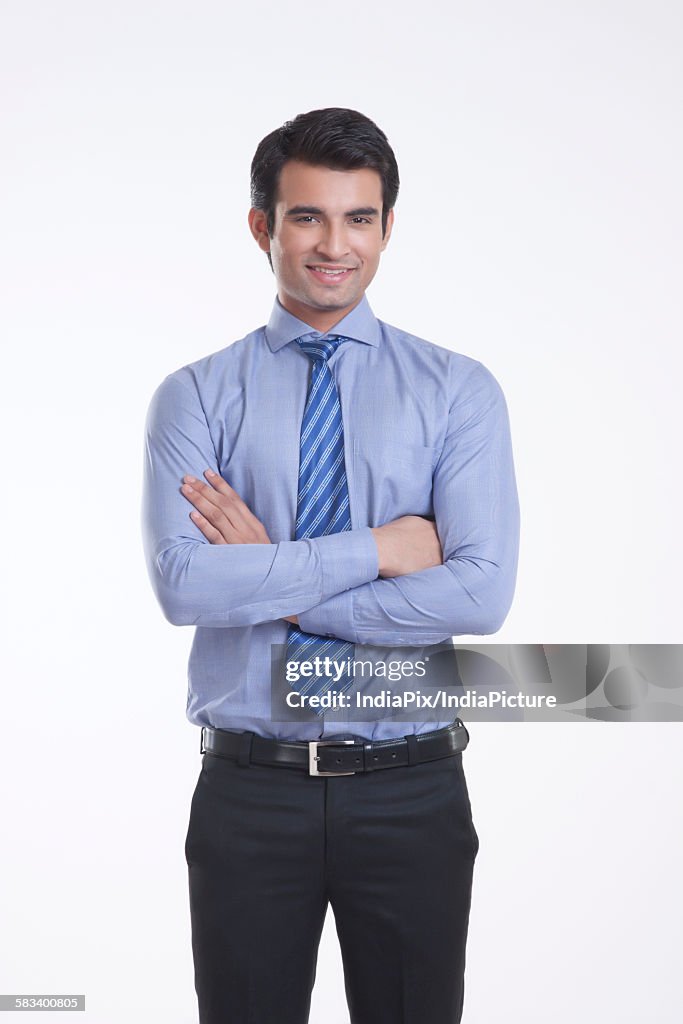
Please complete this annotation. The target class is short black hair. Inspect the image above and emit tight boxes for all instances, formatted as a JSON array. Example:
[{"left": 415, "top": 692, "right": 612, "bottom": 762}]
[{"left": 250, "top": 107, "right": 399, "bottom": 270}]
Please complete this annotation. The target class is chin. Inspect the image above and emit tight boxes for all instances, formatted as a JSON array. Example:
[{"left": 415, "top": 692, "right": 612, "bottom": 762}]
[{"left": 306, "top": 291, "right": 356, "bottom": 310}]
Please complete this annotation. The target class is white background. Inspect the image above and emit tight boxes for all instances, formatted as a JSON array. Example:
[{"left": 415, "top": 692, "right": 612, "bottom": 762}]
[{"left": 1, "top": 1, "right": 682, "bottom": 1021}]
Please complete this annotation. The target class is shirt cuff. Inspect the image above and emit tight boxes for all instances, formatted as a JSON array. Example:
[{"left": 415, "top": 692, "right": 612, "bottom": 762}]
[
  {"left": 310, "top": 526, "right": 379, "bottom": 602},
  {"left": 297, "top": 589, "right": 357, "bottom": 641}
]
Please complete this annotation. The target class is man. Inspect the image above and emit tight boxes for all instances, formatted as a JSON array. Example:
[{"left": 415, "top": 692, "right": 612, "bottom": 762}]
[{"left": 142, "top": 107, "right": 520, "bottom": 1024}]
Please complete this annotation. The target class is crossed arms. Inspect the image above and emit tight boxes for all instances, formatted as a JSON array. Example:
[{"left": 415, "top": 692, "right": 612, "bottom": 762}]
[
  {"left": 179, "top": 469, "right": 444, "bottom": 626},
  {"left": 142, "top": 363, "right": 520, "bottom": 645}
]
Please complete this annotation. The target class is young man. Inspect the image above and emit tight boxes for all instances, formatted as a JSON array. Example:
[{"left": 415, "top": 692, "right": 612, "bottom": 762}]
[{"left": 142, "top": 107, "right": 520, "bottom": 1024}]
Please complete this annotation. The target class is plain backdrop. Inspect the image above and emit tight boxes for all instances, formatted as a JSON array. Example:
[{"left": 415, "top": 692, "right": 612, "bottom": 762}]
[{"left": 1, "top": 1, "right": 682, "bottom": 1021}]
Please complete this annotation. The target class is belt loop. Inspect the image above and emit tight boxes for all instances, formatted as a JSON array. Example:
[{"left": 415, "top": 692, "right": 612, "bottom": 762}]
[
  {"left": 237, "top": 731, "right": 254, "bottom": 768},
  {"left": 362, "top": 741, "right": 373, "bottom": 771},
  {"left": 406, "top": 734, "right": 419, "bottom": 766}
]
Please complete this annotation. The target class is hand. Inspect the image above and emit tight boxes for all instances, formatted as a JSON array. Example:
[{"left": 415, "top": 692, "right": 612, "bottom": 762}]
[
  {"left": 371, "top": 515, "right": 443, "bottom": 578},
  {"left": 181, "top": 470, "right": 271, "bottom": 545}
]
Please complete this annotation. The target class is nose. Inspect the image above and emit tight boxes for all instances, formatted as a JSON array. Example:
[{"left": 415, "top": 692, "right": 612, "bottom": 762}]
[{"left": 314, "top": 221, "right": 351, "bottom": 262}]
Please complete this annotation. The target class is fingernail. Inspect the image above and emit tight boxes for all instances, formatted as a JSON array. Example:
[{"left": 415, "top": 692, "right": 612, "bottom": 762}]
[
  {"left": 184, "top": 475, "right": 197, "bottom": 483},
  {"left": 205, "top": 469, "right": 216, "bottom": 477}
]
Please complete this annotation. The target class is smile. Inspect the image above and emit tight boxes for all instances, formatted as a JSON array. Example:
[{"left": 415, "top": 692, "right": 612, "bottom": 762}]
[{"left": 306, "top": 266, "right": 356, "bottom": 283}]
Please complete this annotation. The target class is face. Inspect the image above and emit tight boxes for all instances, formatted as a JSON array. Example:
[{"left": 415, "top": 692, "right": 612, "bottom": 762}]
[{"left": 249, "top": 160, "right": 394, "bottom": 331}]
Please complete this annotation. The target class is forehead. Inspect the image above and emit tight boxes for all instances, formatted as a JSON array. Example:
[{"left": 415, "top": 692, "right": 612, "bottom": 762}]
[{"left": 275, "top": 160, "right": 383, "bottom": 210}]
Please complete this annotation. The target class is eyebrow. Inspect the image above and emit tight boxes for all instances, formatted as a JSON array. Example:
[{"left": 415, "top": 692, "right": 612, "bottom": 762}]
[{"left": 285, "top": 205, "right": 380, "bottom": 217}]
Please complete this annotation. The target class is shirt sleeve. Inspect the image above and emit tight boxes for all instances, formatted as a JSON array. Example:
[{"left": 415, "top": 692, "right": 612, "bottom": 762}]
[
  {"left": 297, "top": 361, "right": 520, "bottom": 645},
  {"left": 141, "top": 372, "right": 379, "bottom": 627}
]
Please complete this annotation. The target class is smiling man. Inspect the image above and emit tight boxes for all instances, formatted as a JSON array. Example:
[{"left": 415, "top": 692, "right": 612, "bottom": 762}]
[
  {"left": 261, "top": 160, "right": 388, "bottom": 325},
  {"left": 142, "top": 107, "right": 520, "bottom": 1024}
]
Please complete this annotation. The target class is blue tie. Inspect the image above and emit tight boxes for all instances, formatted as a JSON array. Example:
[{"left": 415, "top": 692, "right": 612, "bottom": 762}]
[{"left": 285, "top": 334, "right": 355, "bottom": 712}]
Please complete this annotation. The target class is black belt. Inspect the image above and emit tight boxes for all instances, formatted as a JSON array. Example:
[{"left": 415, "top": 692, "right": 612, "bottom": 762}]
[{"left": 200, "top": 720, "right": 469, "bottom": 776}]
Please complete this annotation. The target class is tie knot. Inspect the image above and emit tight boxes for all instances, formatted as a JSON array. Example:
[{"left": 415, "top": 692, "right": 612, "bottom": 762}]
[{"left": 296, "top": 335, "right": 349, "bottom": 363}]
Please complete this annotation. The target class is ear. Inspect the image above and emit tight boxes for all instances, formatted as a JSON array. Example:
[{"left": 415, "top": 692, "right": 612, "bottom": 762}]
[
  {"left": 248, "top": 207, "right": 271, "bottom": 254},
  {"left": 380, "top": 207, "right": 395, "bottom": 251}
]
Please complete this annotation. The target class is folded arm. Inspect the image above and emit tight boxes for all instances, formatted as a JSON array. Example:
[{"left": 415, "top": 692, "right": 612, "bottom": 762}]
[
  {"left": 141, "top": 373, "right": 379, "bottom": 627},
  {"left": 297, "top": 362, "right": 520, "bottom": 645}
]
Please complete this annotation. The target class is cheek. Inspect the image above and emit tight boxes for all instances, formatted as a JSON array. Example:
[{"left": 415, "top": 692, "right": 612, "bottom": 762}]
[
  {"left": 362, "top": 238, "right": 384, "bottom": 262},
  {"left": 285, "top": 247, "right": 309, "bottom": 272},
  {"left": 358, "top": 249, "right": 382, "bottom": 279},
  {"left": 272, "top": 249, "right": 300, "bottom": 279}
]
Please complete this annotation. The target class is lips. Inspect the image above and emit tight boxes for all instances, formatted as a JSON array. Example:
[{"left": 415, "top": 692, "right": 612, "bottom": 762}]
[{"left": 306, "top": 265, "right": 356, "bottom": 284}]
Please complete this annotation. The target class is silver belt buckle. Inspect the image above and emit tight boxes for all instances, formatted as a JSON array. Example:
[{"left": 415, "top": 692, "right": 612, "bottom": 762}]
[{"left": 309, "top": 739, "right": 357, "bottom": 776}]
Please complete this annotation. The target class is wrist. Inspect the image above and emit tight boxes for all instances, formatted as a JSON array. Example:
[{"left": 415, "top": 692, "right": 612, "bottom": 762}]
[{"left": 370, "top": 526, "right": 386, "bottom": 576}]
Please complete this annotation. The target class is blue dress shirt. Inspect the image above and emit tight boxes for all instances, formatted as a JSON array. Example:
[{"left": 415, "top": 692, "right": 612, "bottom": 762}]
[{"left": 142, "top": 292, "right": 520, "bottom": 740}]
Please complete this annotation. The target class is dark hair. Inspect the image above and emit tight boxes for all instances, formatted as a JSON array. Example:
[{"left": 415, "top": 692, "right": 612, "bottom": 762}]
[{"left": 250, "top": 107, "right": 399, "bottom": 270}]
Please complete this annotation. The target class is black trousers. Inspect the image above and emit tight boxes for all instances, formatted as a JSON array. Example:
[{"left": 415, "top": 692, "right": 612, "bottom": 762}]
[{"left": 185, "top": 738, "right": 479, "bottom": 1024}]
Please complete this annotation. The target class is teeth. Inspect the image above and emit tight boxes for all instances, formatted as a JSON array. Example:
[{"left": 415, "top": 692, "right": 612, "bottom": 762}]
[{"left": 310, "top": 267, "right": 349, "bottom": 274}]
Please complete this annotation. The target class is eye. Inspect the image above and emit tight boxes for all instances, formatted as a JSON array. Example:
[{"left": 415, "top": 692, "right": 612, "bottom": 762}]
[
  {"left": 351, "top": 217, "right": 372, "bottom": 224},
  {"left": 295, "top": 216, "right": 318, "bottom": 223}
]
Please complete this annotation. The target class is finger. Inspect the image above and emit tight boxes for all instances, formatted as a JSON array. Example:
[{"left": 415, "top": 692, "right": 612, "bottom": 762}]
[
  {"left": 182, "top": 474, "right": 228, "bottom": 511},
  {"left": 182, "top": 482, "right": 271, "bottom": 544},
  {"left": 182, "top": 473, "right": 270, "bottom": 543},
  {"left": 189, "top": 509, "right": 227, "bottom": 545},
  {"left": 181, "top": 484, "right": 238, "bottom": 539},
  {"left": 182, "top": 470, "right": 241, "bottom": 506},
  {"left": 201, "top": 469, "right": 241, "bottom": 499},
  {"left": 201, "top": 469, "right": 271, "bottom": 534},
  {"left": 182, "top": 474, "right": 252, "bottom": 533},
  {"left": 201, "top": 469, "right": 263, "bottom": 531}
]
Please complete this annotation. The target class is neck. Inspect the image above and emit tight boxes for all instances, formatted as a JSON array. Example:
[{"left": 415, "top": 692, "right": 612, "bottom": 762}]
[{"left": 278, "top": 292, "right": 364, "bottom": 334}]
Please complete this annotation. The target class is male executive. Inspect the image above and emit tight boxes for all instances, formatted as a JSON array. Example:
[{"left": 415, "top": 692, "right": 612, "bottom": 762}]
[{"left": 142, "top": 107, "right": 520, "bottom": 1024}]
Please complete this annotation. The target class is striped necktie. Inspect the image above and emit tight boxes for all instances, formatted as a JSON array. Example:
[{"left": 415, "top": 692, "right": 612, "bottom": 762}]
[{"left": 285, "top": 334, "right": 355, "bottom": 712}]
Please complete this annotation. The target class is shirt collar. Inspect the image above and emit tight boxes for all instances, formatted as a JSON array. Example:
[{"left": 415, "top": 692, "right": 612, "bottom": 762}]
[{"left": 264, "top": 292, "right": 381, "bottom": 352}]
